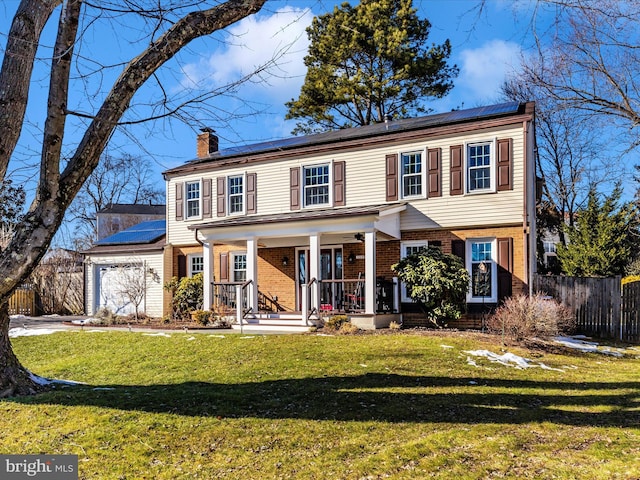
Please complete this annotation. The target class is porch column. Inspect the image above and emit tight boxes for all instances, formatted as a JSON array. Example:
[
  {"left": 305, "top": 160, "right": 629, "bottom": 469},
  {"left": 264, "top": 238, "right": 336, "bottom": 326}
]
[
  {"left": 246, "top": 236, "right": 258, "bottom": 316},
  {"left": 309, "top": 233, "right": 321, "bottom": 312},
  {"left": 203, "top": 241, "right": 214, "bottom": 311},
  {"left": 364, "top": 230, "right": 376, "bottom": 314}
]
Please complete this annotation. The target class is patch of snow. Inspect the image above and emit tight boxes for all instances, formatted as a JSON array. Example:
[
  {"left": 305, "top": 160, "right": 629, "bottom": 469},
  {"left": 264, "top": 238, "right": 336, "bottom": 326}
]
[
  {"left": 466, "top": 356, "right": 479, "bottom": 368},
  {"left": 208, "top": 335, "right": 226, "bottom": 338},
  {"left": 9, "top": 314, "right": 26, "bottom": 320},
  {"left": 469, "top": 380, "right": 478, "bottom": 385},
  {"left": 240, "top": 336, "right": 255, "bottom": 339},
  {"left": 71, "top": 318, "right": 102, "bottom": 325},
  {"left": 43, "top": 314, "right": 60, "bottom": 318},
  {"left": 186, "top": 336, "right": 196, "bottom": 341},
  {"left": 464, "top": 349, "right": 566, "bottom": 372},
  {"left": 440, "top": 344, "right": 454, "bottom": 349},
  {"left": 92, "top": 387, "right": 116, "bottom": 391},
  {"left": 554, "top": 336, "right": 629, "bottom": 356},
  {"left": 29, "top": 371, "right": 82, "bottom": 386},
  {"left": 142, "top": 332, "right": 171, "bottom": 337},
  {"left": 9, "top": 327, "right": 64, "bottom": 338},
  {"left": 359, "top": 364, "right": 368, "bottom": 368}
]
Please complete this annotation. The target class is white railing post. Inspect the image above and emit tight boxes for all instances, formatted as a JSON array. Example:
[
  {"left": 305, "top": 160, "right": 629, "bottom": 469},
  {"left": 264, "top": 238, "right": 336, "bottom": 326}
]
[
  {"left": 301, "top": 283, "right": 309, "bottom": 325},
  {"left": 236, "top": 284, "right": 243, "bottom": 333}
]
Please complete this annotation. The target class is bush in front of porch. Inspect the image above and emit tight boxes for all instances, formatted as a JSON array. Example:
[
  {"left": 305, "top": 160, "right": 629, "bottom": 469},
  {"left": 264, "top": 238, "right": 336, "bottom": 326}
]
[{"left": 392, "top": 246, "right": 469, "bottom": 327}]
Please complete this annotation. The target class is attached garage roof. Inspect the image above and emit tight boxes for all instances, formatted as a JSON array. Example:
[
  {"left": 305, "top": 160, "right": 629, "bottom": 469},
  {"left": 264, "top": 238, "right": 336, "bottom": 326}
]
[{"left": 94, "top": 220, "right": 166, "bottom": 246}]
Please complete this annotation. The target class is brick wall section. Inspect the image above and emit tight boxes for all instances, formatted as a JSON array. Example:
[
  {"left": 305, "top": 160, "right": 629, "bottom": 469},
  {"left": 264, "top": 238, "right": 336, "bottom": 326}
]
[
  {"left": 256, "top": 247, "right": 296, "bottom": 310},
  {"left": 168, "top": 224, "right": 527, "bottom": 326}
]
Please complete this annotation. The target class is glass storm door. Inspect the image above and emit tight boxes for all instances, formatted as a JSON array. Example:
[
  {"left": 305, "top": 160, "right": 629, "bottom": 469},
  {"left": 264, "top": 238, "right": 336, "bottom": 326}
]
[{"left": 296, "top": 247, "right": 343, "bottom": 310}]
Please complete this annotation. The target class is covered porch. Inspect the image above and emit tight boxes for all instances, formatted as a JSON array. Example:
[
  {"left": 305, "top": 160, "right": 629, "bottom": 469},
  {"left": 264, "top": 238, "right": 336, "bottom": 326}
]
[{"left": 189, "top": 204, "right": 405, "bottom": 330}]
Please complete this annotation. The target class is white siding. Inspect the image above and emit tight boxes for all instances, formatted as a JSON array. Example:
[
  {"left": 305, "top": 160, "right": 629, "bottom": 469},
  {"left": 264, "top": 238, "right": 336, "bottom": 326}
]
[
  {"left": 167, "top": 123, "right": 527, "bottom": 244},
  {"left": 85, "top": 251, "right": 164, "bottom": 318}
]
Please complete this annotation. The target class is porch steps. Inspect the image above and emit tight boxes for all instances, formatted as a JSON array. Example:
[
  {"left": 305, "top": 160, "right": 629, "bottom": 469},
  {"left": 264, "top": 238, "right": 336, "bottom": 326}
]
[{"left": 230, "top": 312, "right": 318, "bottom": 333}]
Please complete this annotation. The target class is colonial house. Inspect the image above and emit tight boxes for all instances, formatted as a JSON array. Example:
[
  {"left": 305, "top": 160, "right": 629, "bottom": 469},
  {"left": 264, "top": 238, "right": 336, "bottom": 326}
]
[{"left": 162, "top": 102, "right": 537, "bottom": 329}]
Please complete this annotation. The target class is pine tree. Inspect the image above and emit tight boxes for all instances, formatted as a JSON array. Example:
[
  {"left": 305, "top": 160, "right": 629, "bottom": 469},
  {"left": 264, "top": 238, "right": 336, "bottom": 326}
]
[
  {"left": 557, "top": 186, "right": 638, "bottom": 276},
  {"left": 285, "top": 0, "right": 458, "bottom": 134}
]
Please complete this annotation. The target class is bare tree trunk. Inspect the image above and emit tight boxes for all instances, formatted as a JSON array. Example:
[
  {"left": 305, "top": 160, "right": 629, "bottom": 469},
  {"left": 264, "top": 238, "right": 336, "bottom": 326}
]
[{"left": 0, "top": 303, "right": 42, "bottom": 397}]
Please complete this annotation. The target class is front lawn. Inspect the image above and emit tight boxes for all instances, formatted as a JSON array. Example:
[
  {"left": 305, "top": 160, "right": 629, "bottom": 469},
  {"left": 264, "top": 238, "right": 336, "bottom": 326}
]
[{"left": 2, "top": 330, "right": 639, "bottom": 479}]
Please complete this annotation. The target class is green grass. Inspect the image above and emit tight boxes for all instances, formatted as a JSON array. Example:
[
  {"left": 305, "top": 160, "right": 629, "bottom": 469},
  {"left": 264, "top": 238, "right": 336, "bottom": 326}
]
[{"left": 2, "top": 330, "right": 639, "bottom": 479}]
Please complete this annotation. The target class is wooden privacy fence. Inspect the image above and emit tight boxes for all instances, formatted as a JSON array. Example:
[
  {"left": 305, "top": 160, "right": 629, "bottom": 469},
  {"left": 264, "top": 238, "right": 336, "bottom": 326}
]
[
  {"left": 533, "top": 275, "right": 640, "bottom": 343},
  {"left": 8, "top": 284, "right": 36, "bottom": 316}
]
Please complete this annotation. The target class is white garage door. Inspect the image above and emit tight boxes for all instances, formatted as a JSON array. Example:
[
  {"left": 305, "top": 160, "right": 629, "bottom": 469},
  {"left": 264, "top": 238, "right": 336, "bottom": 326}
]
[{"left": 96, "top": 265, "right": 145, "bottom": 315}]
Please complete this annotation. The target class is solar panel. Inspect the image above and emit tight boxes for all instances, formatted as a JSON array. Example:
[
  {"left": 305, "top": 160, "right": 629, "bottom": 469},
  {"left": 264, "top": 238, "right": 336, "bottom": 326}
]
[
  {"left": 186, "top": 102, "right": 523, "bottom": 164},
  {"left": 95, "top": 219, "right": 166, "bottom": 245}
]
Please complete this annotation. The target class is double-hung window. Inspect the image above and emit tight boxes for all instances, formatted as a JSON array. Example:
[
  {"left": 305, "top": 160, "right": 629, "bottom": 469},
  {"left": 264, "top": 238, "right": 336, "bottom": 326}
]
[
  {"left": 400, "top": 241, "right": 428, "bottom": 302},
  {"left": 466, "top": 142, "right": 494, "bottom": 193},
  {"left": 185, "top": 180, "right": 201, "bottom": 219},
  {"left": 401, "top": 152, "right": 423, "bottom": 198},
  {"left": 188, "top": 254, "right": 204, "bottom": 277},
  {"left": 303, "top": 164, "right": 330, "bottom": 207},
  {"left": 466, "top": 238, "right": 497, "bottom": 303},
  {"left": 233, "top": 253, "right": 247, "bottom": 283},
  {"left": 228, "top": 175, "right": 244, "bottom": 215}
]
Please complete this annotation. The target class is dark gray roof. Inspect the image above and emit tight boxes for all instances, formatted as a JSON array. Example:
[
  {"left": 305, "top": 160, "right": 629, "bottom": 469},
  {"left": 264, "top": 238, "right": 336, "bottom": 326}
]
[
  {"left": 189, "top": 203, "right": 405, "bottom": 231},
  {"left": 97, "top": 203, "right": 166, "bottom": 215},
  {"left": 184, "top": 102, "right": 524, "bottom": 166},
  {"left": 94, "top": 220, "right": 166, "bottom": 245}
]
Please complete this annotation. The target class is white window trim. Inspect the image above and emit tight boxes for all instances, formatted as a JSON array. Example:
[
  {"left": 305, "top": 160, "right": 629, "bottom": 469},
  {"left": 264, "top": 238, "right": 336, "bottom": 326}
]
[
  {"left": 187, "top": 253, "right": 204, "bottom": 277},
  {"left": 185, "top": 179, "right": 203, "bottom": 220},
  {"left": 400, "top": 240, "right": 428, "bottom": 302},
  {"left": 302, "top": 161, "right": 333, "bottom": 209},
  {"left": 399, "top": 149, "right": 427, "bottom": 200},
  {"left": 231, "top": 251, "right": 248, "bottom": 283},
  {"left": 465, "top": 237, "right": 498, "bottom": 303},
  {"left": 464, "top": 139, "right": 496, "bottom": 195},
  {"left": 227, "top": 172, "right": 246, "bottom": 216}
]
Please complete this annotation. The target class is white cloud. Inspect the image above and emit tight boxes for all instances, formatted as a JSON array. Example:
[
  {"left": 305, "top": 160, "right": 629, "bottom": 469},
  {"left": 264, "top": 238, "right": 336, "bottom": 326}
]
[
  {"left": 457, "top": 39, "right": 521, "bottom": 102},
  {"left": 180, "top": 7, "right": 312, "bottom": 99}
]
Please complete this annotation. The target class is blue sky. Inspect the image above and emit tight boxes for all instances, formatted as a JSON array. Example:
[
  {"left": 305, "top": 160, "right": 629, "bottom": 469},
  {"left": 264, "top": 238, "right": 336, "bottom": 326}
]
[{"left": 1, "top": 0, "right": 536, "bottom": 190}]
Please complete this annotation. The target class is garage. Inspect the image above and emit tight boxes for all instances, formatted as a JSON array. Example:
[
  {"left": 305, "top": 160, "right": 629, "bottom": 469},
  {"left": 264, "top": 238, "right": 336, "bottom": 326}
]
[{"left": 95, "top": 264, "right": 144, "bottom": 316}]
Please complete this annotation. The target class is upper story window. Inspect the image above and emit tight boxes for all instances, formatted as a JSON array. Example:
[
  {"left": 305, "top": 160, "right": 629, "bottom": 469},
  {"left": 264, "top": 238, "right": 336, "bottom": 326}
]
[
  {"left": 228, "top": 175, "right": 244, "bottom": 215},
  {"left": 401, "top": 152, "right": 423, "bottom": 198},
  {"left": 466, "top": 238, "right": 497, "bottom": 303},
  {"left": 543, "top": 241, "right": 557, "bottom": 254},
  {"left": 466, "top": 142, "right": 494, "bottom": 193},
  {"left": 304, "top": 164, "right": 330, "bottom": 207},
  {"left": 185, "top": 180, "right": 201, "bottom": 219}
]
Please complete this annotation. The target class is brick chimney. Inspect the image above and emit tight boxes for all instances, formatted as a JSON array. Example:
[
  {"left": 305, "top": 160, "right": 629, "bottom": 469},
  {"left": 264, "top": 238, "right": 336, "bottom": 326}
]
[{"left": 197, "top": 127, "right": 219, "bottom": 158}]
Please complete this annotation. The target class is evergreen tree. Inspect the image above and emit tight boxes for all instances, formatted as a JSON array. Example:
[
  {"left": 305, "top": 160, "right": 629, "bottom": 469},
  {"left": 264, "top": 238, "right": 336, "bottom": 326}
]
[
  {"left": 557, "top": 186, "right": 638, "bottom": 277},
  {"left": 285, "top": 0, "right": 458, "bottom": 134},
  {"left": 392, "top": 246, "right": 469, "bottom": 325}
]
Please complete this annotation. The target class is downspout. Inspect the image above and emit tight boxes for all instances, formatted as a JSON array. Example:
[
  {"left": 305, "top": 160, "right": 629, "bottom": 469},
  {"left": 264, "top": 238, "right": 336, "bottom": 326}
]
[{"left": 523, "top": 104, "right": 536, "bottom": 296}]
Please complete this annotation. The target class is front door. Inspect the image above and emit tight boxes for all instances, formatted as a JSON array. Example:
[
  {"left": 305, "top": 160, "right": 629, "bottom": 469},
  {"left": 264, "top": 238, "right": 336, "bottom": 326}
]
[{"left": 296, "top": 247, "right": 343, "bottom": 310}]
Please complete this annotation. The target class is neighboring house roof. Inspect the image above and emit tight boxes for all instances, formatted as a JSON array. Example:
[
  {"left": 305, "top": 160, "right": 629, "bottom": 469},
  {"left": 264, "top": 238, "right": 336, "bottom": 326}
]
[
  {"left": 97, "top": 203, "right": 166, "bottom": 215},
  {"left": 164, "top": 102, "right": 527, "bottom": 176},
  {"left": 190, "top": 203, "right": 406, "bottom": 230},
  {"left": 90, "top": 220, "right": 166, "bottom": 248}
]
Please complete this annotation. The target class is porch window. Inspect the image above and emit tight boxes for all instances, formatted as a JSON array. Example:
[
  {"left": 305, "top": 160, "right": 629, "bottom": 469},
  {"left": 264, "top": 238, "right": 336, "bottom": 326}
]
[
  {"left": 228, "top": 175, "right": 244, "bottom": 214},
  {"left": 466, "top": 238, "right": 497, "bottom": 303},
  {"left": 233, "top": 253, "right": 247, "bottom": 283},
  {"left": 303, "top": 164, "right": 330, "bottom": 206},
  {"left": 185, "top": 180, "right": 201, "bottom": 218},
  {"left": 401, "top": 152, "right": 424, "bottom": 198},
  {"left": 188, "top": 254, "right": 203, "bottom": 276},
  {"left": 466, "top": 142, "right": 494, "bottom": 193},
  {"left": 400, "top": 241, "right": 428, "bottom": 302}
]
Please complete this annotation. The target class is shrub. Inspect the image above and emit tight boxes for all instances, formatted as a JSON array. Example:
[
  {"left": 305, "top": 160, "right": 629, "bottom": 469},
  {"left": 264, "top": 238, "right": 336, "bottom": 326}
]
[
  {"left": 388, "top": 320, "right": 401, "bottom": 330},
  {"left": 191, "top": 310, "right": 211, "bottom": 326},
  {"left": 324, "top": 314, "right": 349, "bottom": 331},
  {"left": 487, "top": 293, "right": 575, "bottom": 342},
  {"left": 392, "top": 246, "right": 469, "bottom": 326},
  {"left": 164, "top": 274, "right": 203, "bottom": 320},
  {"left": 338, "top": 321, "right": 360, "bottom": 335}
]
